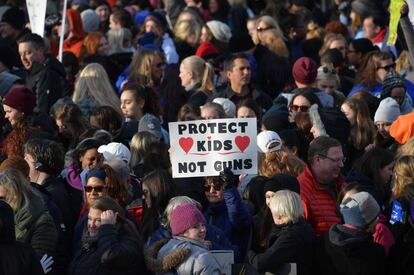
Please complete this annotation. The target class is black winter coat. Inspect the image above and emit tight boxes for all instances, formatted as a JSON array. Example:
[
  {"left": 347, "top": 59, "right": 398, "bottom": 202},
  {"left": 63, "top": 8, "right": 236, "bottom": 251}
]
[
  {"left": 68, "top": 224, "right": 144, "bottom": 275},
  {"left": 247, "top": 219, "right": 315, "bottom": 275},
  {"left": 315, "top": 224, "right": 386, "bottom": 275}
]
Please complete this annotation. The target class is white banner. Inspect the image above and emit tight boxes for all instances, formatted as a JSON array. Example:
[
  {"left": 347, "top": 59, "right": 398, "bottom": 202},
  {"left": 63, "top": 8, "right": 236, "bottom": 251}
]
[
  {"left": 169, "top": 118, "right": 258, "bottom": 178},
  {"left": 26, "top": 0, "right": 47, "bottom": 37}
]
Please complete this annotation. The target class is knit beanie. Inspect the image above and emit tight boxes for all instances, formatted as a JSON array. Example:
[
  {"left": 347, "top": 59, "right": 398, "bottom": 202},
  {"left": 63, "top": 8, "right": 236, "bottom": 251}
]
[
  {"left": 206, "top": 20, "right": 232, "bottom": 43},
  {"left": 3, "top": 86, "right": 36, "bottom": 115},
  {"left": 292, "top": 57, "right": 317, "bottom": 85},
  {"left": 212, "top": 97, "right": 236, "bottom": 118},
  {"left": 381, "top": 71, "right": 406, "bottom": 97},
  {"left": 351, "top": 0, "right": 381, "bottom": 18},
  {"left": 134, "top": 10, "right": 150, "bottom": 26},
  {"left": 1, "top": 7, "right": 25, "bottom": 30},
  {"left": 374, "top": 98, "right": 401, "bottom": 123},
  {"left": 81, "top": 9, "right": 100, "bottom": 33},
  {"left": 390, "top": 112, "right": 414, "bottom": 144},
  {"left": 170, "top": 203, "right": 206, "bottom": 236},
  {"left": 351, "top": 38, "right": 377, "bottom": 55},
  {"left": 263, "top": 174, "right": 300, "bottom": 194},
  {"left": 340, "top": 191, "right": 380, "bottom": 228}
]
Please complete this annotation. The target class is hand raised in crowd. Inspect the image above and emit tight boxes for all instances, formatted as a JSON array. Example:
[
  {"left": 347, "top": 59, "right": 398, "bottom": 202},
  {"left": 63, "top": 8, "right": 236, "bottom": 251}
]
[
  {"left": 100, "top": 210, "right": 118, "bottom": 225},
  {"left": 219, "top": 168, "right": 239, "bottom": 190}
]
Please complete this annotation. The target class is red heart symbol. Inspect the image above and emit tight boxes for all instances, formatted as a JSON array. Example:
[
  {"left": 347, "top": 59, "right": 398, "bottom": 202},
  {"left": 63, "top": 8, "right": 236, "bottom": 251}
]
[
  {"left": 235, "top": 136, "right": 250, "bottom": 153},
  {"left": 179, "top": 137, "right": 194, "bottom": 154}
]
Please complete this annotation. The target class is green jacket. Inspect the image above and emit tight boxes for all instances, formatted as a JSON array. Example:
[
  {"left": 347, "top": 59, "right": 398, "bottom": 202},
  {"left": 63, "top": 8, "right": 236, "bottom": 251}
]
[{"left": 14, "top": 194, "right": 58, "bottom": 257}]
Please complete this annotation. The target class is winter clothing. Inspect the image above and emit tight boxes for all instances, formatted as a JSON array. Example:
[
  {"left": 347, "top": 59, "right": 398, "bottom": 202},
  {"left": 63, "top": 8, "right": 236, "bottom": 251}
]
[
  {"left": 138, "top": 113, "right": 163, "bottom": 140},
  {"left": 170, "top": 204, "right": 207, "bottom": 236},
  {"left": 228, "top": 32, "right": 255, "bottom": 53},
  {"left": 206, "top": 21, "right": 232, "bottom": 43},
  {"left": 297, "top": 165, "right": 346, "bottom": 235},
  {"left": 261, "top": 96, "right": 291, "bottom": 132},
  {"left": 382, "top": 71, "right": 405, "bottom": 95},
  {"left": 283, "top": 87, "right": 335, "bottom": 108},
  {"left": 212, "top": 97, "right": 236, "bottom": 118},
  {"left": 149, "top": 236, "right": 221, "bottom": 275},
  {"left": 0, "top": 200, "right": 43, "bottom": 275},
  {"left": 315, "top": 224, "right": 386, "bottom": 275},
  {"left": 389, "top": 112, "right": 414, "bottom": 144},
  {"left": 81, "top": 9, "right": 100, "bottom": 33},
  {"left": 263, "top": 174, "right": 300, "bottom": 194},
  {"left": 257, "top": 131, "right": 282, "bottom": 153},
  {"left": 292, "top": 57, "right": 318, "bottom": 85},
  {"left": 3, "top": 86, "right": 36, "bottom": 115},
  {"left": 204, "top": 186, "right": 252, "bottom": 259},
  {"left": 374, "top": 98, "right": 401, "bottom": 123},
  {"left": 25, "top": 54, "right": 71, "bottom": 114},
  {"left": 162, "top": 33, "right": 179, "bottom": 64},
  {"left": 1, "top": 7, "right": 25, "bottom": 30},
  {"left": 196, "top": 41, "right": 220, "bottom": 59},
  {"left": 340, "top": 192, "right": 380, "bottom": 228},
  {"left": 68, "top": 224, "right": 144, "bottom": 275},
  {"left": 0, "top": 71, "right": 22, "bottom": 97},
  {"left": 14, "top": 193, "right": 58, "bottom": 257},
  {"left": 62, "top": 9, "right": 86, "bottom": 58},
  {"left": 248, "top": 219, "right": 315, "bottom": 275}
]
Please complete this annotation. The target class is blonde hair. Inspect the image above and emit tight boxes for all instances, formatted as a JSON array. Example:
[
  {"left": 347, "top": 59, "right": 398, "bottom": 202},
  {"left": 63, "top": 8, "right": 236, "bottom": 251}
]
[
  {"left": 73, "top": 63, "right": 122, "bottom": 114},
  {"left": 392, "top": 155, "right": 414, "bottom": 198},
  {"left": 0, "top": 168, "right": 40, "bottom": 210},
  {"left": 396, "top": 137, "right": 414, "bottom": 158},
  {"left": 163, "top": 196, "right": 202, "bottom": 227},
  {"left": 128, "top": 48, "right": 165, "bottom": 87},
  {"left": 252, "top": 15, "right": 289, "bottom": 58},
  {"left": 181, "top": 55, "right": 215, "bottom": 93},
  {"left": 129, "top": 132, "right": 159, "bottom": 168},
  {"left": 269, "top": 190, "right": 304, "bottom": 224},
  {"left": 173, "top": 19, "right": 202, "bottom": 46},
  {"left": 396, "top": 50, "right": 411, "bottom": 74},
  {"left": 258, "top": 147, "right": 305, "bottom": 177},
  {"left": 319, "top": 33, "right": 347, "bottom": 57},
  {"left": 306, "top": 21, "right": 326, "bottom": 40}
]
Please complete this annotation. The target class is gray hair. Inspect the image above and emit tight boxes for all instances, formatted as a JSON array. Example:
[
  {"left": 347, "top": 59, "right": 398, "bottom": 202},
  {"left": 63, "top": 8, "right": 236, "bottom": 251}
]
[{"left": 269, "top": 190, "right": 304, "bottom": 224}]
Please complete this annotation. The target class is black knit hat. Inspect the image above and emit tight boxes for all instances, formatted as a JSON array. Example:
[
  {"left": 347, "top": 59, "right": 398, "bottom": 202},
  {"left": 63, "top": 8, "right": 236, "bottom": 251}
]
[
  {"left": 263, "top": 174, "right": 300, "bottom": 195},
  {"left": 0, "top": 44, "right": 19, "bottom": 69},
  {"left": 382, "top": 71, "right": 406, "bottom": 97},
  {"left": 228, "top": 32, "right": 255, "bottom": 53},
  {"left": 351, "top": 38, "right": 378, "bottom": 55},
  {"left": 1, "top": 7, "right": 25, "bottom": 30}
]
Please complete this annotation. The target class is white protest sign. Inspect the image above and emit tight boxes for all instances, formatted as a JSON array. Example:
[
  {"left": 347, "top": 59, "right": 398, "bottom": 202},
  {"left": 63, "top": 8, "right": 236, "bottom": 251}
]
[
  {"left": 210, "top": 250, "right": 234, "bottom": 275},
  {"left": 26, "top": 0, "right": 47, "bottom": 37},
  {"left": 169, "top": 118, "right": 258, "bottom": 178}
]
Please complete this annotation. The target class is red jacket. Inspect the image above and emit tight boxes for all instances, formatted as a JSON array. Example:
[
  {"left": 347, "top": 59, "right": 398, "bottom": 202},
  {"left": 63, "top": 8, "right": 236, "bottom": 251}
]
[{"left": 297, "top": 165, "right": 346, "bottom": 235}]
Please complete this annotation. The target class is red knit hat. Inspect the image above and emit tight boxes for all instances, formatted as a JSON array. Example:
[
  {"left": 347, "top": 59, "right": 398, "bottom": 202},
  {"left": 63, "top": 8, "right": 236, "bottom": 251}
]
[
  {"left": 170, "top": 203, "right": 206, "bottom": 236},
  {"left": 3, "top": 86, "right": 36, "bottom": 115},
  {"left": 196, "top": 41, "right": 219, "bottom": 59},
  {"left": 292, "top": 57, "right": 318, "bottom": 85}
]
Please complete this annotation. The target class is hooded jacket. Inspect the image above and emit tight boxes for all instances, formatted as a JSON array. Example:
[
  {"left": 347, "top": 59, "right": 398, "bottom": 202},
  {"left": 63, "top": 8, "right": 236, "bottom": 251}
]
[
  {"left": 315, "top": 224, "right": 385, "bottom": 275},
  {"left": 63, "top": 9, "right": 86, "bottom": 58},
  {"left": 0, "top": 200, "right": 43, "bottom": 275},
  {"left": 146, "top": 237, "right": 221, "bottom": 275},
  {"left": 14, "top": 193, "right": 58, "bottom": 257}
]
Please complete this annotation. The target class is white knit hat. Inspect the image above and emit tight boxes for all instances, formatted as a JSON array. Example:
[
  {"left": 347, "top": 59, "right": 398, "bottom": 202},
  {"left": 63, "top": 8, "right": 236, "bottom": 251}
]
[
  {"left": 212, "top": 97, "right": 236, "bottom": 118},
  {"left": 374, "top": 97, "right": 401, "bottom": 123},
  {"left": 81, "top": 9, "right": 100, "bottom": 33},
  {"left": 206, "top": 20, "right": 232, "bottom": 43}
]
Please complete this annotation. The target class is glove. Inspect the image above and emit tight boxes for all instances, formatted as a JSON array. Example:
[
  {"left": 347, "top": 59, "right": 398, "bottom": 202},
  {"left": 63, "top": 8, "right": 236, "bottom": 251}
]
[
  {"left": 40, "top": 254, "right": 54, "bottom": 274},
  {"left": 219, "top": 168, "right": 238, "bottom": 190}
]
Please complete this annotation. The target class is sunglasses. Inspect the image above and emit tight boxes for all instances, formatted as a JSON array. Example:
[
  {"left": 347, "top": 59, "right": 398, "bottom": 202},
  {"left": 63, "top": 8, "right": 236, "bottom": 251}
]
[
  {"left": 256, "top": 26, "right": 273, "bottom": 32},
  {"left": 289, "top": 105, "right": 310, "bottom": 112},
  {"left": 84, "top": 185, "right": 106, "bottom": 193},
  {"left": 377, "top": 63, "right": 395, "bottom": 72},
  {"left": 203, "top": 184, "right": 222, "bottom": 192},
  {"left": 154, "top": 62, "right": 166, "bottom": 69},
  {"left": 321, "top": 66, "right": 337, "bottom": 74}
]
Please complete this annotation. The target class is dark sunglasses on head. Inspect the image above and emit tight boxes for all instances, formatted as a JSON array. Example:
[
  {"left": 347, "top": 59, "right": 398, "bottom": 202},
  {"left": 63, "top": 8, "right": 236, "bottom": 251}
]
[
  {"left": 377, "top": 63, "right": 395, "bottom": 72},
  {"left": 203, "top": 184, "right": 222, "bottom": 192},
  {"left": 84, "top": 185, "right": 106, "bottom": 193},
  {"left": 256, "top": 26, "right": 273, "bottom": 32},
  {"left": 289, "top": 105, "right": 310, "bottom": 112}
]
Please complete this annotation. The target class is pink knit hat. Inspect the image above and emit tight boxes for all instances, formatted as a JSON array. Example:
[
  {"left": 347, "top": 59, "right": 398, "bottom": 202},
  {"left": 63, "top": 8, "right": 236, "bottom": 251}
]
[
  {"left": 292, "top": 57, "right": 318, "bottom": 85},
  {"left": 170, "top": 204, "right": 206, "bottom": 236}
]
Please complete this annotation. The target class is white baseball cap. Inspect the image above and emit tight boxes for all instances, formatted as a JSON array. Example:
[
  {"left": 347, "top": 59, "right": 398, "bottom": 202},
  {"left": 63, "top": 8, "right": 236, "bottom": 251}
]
[
  {"left": 98, "top": 142, "right": 131, "bottom": 164},
  {"left": 257, "top": 130, "right": 282, "bottom": 153}
]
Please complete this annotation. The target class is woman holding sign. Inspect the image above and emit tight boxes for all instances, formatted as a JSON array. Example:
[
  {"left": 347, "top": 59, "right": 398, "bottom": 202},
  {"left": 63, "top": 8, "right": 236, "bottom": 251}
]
[{"left": 203, "top": 168, "right": 252, "bottom": 260}]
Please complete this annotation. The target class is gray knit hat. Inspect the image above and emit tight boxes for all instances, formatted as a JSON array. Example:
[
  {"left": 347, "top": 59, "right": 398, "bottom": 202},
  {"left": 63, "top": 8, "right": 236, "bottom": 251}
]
[
  {"left": 81, "top": 9, "right": 100, "bottom": 33},
  {"left": 374, "top": 97, "right": 401, "bottom": 123},
  {"left": 340, "top": 191, "right": 380, "bottom": 228},
  {"left": 382, "top": 71, "right": 406, "bottom": 97}
]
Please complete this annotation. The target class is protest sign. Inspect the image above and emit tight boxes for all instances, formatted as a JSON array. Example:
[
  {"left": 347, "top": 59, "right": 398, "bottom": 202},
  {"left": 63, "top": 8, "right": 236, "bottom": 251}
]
[
  {"left": 388, "top": 0, "right": 404, "bottom": 45},
  {"left": 26, "top": 0, "right": 47, "bottom": 37},
  {"left": 169, "top": 118, "right": 258, "bottom": 178},
  {"left": 210, "top": 250, "right": 234, "bottom": 275}
]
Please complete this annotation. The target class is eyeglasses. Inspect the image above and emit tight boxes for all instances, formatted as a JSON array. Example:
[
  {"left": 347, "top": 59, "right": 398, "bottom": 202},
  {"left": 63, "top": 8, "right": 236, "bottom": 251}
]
[
  {"left": 319, "top": 154, "right": 346, "bottom": 163},
  {"left": 153, "top": 62, "right": 166, "bottom": 69},
  {"left": 321, "top": 66, "right": 337, "bottom": 74},
  {"left": 289, "top": 105, "right": 310, "bottom": 112},
  {"left": 256, "top": 26, "right": 274, "bottom": 32},
  {"left": 203, "top": 184, "right": 222, "bottom": 192},
  {"left": 84, "top": 185, "right": 106, "bottom": 193},
  {"left": 377, "top": 63, "right": 395, "bottom": 72}
]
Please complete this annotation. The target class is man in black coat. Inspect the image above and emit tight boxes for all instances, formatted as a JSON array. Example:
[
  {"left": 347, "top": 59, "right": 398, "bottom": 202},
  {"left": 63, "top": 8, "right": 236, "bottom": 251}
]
[{"left": 18, "top": 33, "right": 70, "bottom": 114}]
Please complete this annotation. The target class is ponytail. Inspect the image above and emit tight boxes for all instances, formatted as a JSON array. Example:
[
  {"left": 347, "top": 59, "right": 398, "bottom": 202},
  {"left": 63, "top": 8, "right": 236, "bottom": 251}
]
[{"left": 200, "top": 61, "right": 215, "bottom": 94}]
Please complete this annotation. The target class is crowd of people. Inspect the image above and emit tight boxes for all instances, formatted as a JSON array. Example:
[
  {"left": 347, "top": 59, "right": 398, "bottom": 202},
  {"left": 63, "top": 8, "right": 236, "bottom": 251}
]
[{"left": 0, "top": 0, "right": 414, "bottom": 274}]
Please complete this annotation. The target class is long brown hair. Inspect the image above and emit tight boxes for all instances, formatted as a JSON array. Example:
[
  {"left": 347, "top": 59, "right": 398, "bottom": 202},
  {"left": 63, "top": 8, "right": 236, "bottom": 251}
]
[
  {"left": 356, "top": 51, "right": 392, "bottom": 88},
  {"left": 392, "top": 155, "right": 414, "bottom": 199}
]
